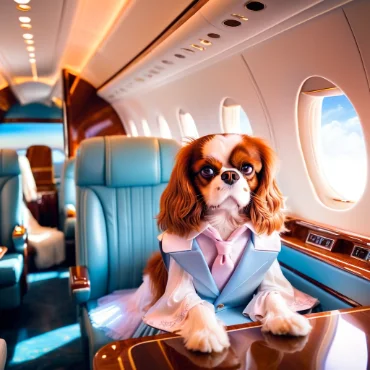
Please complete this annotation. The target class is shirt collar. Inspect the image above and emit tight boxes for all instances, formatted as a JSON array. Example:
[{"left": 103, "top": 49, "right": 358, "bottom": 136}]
[{"left": 159, "top": 221, "right": 263, "bottom": 253}]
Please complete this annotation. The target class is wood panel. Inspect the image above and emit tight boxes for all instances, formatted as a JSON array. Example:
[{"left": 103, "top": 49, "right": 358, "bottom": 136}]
[
  {"left": 281, "top": 217, "right": 370, "bottom": 282},
  {"left": 62, "top": 70, "right": 126, "bottom": 157},
  {"left": 0, "top": 86, "right": 18, "bottom": 122},
  {"left": 94, "top": 306, "right": 370, "bottom": 370}
]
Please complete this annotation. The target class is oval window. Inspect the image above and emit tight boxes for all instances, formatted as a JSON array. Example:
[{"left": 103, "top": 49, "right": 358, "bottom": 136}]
[
  {"left": 221, "top": 98, "right": 253, "bottom": 135},
  {"left": 178, "top": 110, "right": 199, "bottom": 139},
  {"left": 157, "top": 115, "right": 172, "bottom": 139},
  {"left": 299, "top": 78, "right": 367, "bottom": 205},
  {"left": 128, "top": 120, "right": 138, "bottom": 137},
  {"left": 142, "top": 119, "right": 151, "bottom": 137}
]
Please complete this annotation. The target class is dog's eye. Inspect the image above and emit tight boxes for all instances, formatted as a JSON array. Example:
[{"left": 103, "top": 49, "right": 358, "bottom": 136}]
[
  {"left": 200, "top": 166, "right": 214, "bottom": 178},
  {"left": 241, "top": 164, "right": 253, "bottom": 176}
]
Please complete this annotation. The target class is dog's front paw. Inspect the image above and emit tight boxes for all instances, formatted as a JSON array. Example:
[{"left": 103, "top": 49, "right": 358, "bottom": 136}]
[
  {"left": 262, "top": 312, "right": 311, "bottom": 336},
  {"left": 182, "top": 321, "right": 230, "bottom": 353}
]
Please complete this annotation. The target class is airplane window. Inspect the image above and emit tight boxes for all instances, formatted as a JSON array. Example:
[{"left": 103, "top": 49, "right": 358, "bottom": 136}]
[
  {"left": 129, "top": 120, "right": 138, "bottom": 137},
  {"left": 0, "top": 123, "right": 65, "bottom": 178},
  {"left": 221, "top": 98, "right": 253, "bottom": 135},
  {"left": 178, "top": 110, "right": 199, "bottom": 139},
  {"left": 318, "top": 94, "right": 366, "bottom": 202},
  {"left": 141, "top": 119, "right": 151, "bottom": 136},
  {"left": 157, "top": 115, "right": 172, "bottom": 139}
]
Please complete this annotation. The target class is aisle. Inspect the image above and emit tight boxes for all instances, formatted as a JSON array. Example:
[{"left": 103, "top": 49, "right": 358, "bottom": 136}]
[{"left": 0, "top": 268, "right": 86, "bottom": 370}]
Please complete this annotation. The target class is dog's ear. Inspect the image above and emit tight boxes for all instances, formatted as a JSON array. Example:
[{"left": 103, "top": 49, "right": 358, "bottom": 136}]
[
  {"left": 157, "top": 142, "right": 203, "bottom": 237},
  {"left": 246, "top": 139, "right": 285, "bottom": 235}
]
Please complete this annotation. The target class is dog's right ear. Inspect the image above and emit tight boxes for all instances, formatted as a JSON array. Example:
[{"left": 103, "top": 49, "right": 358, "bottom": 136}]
[{"left": 157, "top": 142, "right": 203, "bottom": 237}]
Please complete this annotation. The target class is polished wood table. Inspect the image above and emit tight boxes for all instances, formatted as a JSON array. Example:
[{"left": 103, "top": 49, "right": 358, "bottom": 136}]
[{"left": 94, "top": 306, "right": 370, "bottom": 370}]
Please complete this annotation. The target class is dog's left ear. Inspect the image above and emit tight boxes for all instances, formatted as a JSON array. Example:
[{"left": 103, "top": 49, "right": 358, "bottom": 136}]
[{"left": 246, "top": 138, "right": 285, "bottom": 235}]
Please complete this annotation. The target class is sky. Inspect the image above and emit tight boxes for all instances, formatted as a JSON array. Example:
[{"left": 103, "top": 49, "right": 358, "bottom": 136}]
[{"left": 319, "top": 95, "right": 366, "bottom": 201}]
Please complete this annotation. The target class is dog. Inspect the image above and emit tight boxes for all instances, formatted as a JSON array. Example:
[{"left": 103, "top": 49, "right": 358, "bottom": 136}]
[{"left": 138, "top": 134, "right": 314, "bottom": 353}]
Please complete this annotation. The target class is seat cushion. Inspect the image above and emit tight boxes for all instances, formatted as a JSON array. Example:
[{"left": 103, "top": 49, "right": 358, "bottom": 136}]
[
  {"left": 0, "top": 253, "right": 23, "bottom": 287},
  {"left": 64, "top": 217, "right": 76, "bottom": 240},
  {"left": 82, "top": 300, "right": 115, "bottom": 358}
]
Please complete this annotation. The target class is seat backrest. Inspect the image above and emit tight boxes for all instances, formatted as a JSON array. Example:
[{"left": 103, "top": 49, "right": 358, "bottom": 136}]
[
  {"left": 59, "top": 158, "right": 76, "bottom": 227},
  {"left": 0, "top": 149, "right": 22, "bottom": 250},
  {"left": 75, "top": 136, "right": 181, "bottom": 300}
]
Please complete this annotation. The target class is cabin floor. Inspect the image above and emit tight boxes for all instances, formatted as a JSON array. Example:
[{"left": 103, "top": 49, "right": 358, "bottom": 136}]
[{"left": 0, "top": 268, "right": 87, "bottom": 370}]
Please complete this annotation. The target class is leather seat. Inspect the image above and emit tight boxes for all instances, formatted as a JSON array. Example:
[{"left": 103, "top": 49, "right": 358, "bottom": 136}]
[
  {"left": 70, "top": 136, "right": 181, "bottom": 366},
  {"left": 59, "top": 158, "right": 76, "bottom": 240},
  {"left": 0, "top": 150, "right": 27, "bottom": 310}
]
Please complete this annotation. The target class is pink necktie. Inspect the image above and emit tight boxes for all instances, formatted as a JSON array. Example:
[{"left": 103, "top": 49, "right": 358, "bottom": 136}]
[{"left": 203, "top": 226, "right": 246, "bottom": 291}]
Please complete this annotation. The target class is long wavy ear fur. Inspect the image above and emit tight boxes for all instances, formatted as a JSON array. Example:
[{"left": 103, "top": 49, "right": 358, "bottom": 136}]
[
  {"left": 157, "top": 142, "right": 203, "bottom": 237},
  {"left": 246, "top": 138, "right": 285, "bottom": 235}
]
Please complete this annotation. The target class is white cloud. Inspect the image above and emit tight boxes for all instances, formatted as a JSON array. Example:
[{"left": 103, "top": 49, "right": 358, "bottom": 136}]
[{"left": 319, "top": 116, "right": 367, "bottom": 201}]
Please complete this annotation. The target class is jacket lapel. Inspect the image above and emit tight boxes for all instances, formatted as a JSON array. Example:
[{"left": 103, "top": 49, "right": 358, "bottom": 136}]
[
  {"left": 169, "top": 240, "right": 220, "bottom": 299},
  {"left": 216, "top": 234, "right": 278, "bottom": 305}
]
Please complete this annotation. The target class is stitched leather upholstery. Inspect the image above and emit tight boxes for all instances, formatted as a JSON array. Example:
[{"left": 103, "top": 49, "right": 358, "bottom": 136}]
[
  {"left": 59, "top": 158, "right": 76, "bottom": 239},
  {"left": 75, "top": 136, "right": 181, "bottom": 363},
  {"left": 0, "top": 149, "right": 24, "bottom": 309}
]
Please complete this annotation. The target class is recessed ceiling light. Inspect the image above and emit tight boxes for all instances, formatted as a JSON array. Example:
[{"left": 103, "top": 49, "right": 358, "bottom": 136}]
[
  {"left": 199, "top": 39, "right": 212, "bottom": 46},
  {"left": 231, "top": 14, "right": 248, "bottom": 21},
  {"left": 19, "top": 16, "right": 31, "bottom": 23},
  {"left": 223, "top": 19, "right": 242, "bottom": 27},
  {"left": 25, "top": 40, "right": 34, "bottom": 45},
  {"left": 29, "top": 58, "right": 36, "bottom": 63},
  {"left": 14, "top": 0, "right": 31, "bottom": 4},
  {"left": 29, "top": 53, "right": 35, "bottom": 57},
  {"left": 245, "top": 1, "right": 265, "bottom": 11},
  {"left": 17, "top": 4, "right": 31, "bottom": 11},
  {"left": 191, "top": 44, "right": 205, "bottom": 51},
  {"left": 26, "top": 46, "right": 35, "bottom": 52},
  {"left": 23, "top": 33, "right": 33, "bottom": 40},
  {"left": 21, "top": 24, "right": 32, "bottom": 29}
]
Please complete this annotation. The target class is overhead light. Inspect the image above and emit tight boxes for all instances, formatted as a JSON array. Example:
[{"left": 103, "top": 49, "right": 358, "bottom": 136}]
[
  {"left": 29, "top": 53, "right": 35, "bottom": 57},
  {"left": 23, "top": 33, "right": 33, "bottom": 40},
  {"left": 25, "top": 40, "right": 34, "bottom": 45},
  {"left": 231, "top": 13, "right": 248, "bottom": 21},
  {"left": 29, "top": 58, "right": 36, "bottom": 63},
  {"left": 14, "top": 0, "right": 31, "bottom": 4},
  {"left": 191, "top": 44, "right": 205, "bottom": 51},
  {"left": 21, "top": 24, "right": 32, "bottom": 29},
  {"left": 199, "top": 39, "right": 212, "bottom": 46},
  {"left": 19, "top": 16, "right": 31, "bottom": 23},
  {"left": 17, "top": 4, "right": 31, "bottom": 11},
  {"left": 26, "top": 46, "right": 35, "bottom": 52}
]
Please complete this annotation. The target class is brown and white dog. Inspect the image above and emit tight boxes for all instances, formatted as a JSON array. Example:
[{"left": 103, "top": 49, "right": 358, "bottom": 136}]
[{"left": 145, "top": 134, "right": 311, "bottom": 353}]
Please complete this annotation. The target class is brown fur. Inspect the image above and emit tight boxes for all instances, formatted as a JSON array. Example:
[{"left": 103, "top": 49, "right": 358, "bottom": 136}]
[
  {"left": 150, "top": 134, "right": 285, "bottom": 304},
  {"left": 144, "top": 252, "right": 168, "bottom": 306}
]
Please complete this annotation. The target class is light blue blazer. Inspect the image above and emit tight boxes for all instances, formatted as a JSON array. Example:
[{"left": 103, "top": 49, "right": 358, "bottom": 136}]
[{"left": 159, "top": 226, "right": 281, "bottom": 325}]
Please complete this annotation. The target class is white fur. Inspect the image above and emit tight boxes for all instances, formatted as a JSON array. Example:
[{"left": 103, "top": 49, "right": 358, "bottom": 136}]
[
  {"left": 180, "top": 304, "right": 230, "bottom": 353},
  {"left": 202, "top": 135, "right": 242, "bottom": 166},
  {"left": 261, "top": 293, "right": 312, "bottom": 336}
]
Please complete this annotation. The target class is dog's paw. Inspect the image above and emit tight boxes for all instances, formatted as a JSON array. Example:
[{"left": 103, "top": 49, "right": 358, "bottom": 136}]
[
  {"left": 262, "top": 312, "right": 311, "bottom": 336},
  {"left": 182, "top": 322, "right": 230, "bottom": 353}
]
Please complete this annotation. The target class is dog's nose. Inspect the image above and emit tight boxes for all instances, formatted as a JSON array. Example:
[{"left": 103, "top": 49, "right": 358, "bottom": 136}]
[{"left": 221, "top": 170, "right": 240, "bottom": 185}]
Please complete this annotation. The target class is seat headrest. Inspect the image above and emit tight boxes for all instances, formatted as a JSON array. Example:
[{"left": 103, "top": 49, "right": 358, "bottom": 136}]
[
  {"left": 76, "top": 136, "right": 181, "bottom": 187},
  {"left": 0, "top": 149, "right": 20, "bottom": 177},
  {"left": 64, "top": 158, "right": 75, "bottom": 179}
]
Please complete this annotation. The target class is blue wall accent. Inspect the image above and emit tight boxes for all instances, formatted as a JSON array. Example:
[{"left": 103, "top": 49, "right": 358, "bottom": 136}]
[
  {"left": 279, "top": 244, "right": 370, "bottom": 306},
  {"left": 5, "top": 103, "right": 62, "bottom": 120}
]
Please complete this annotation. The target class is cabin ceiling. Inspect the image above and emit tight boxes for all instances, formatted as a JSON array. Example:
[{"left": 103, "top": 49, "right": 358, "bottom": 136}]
[{"left": 0, "top": 0, "right": 194, "bottom": 105}]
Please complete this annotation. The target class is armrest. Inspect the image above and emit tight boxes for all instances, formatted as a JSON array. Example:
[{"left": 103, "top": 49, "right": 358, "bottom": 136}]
[
  {"left": 65, "top": 204, "right": 76, "bottom": 218},
  {"left": 0, "top": 247, "right": 8, "bottom": 260},
  {"left": 12, "top": 225, "right": 27, "bottom": 254},
  {"left": 69, "top": 266, "right": 91, "bottom": 304}
]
